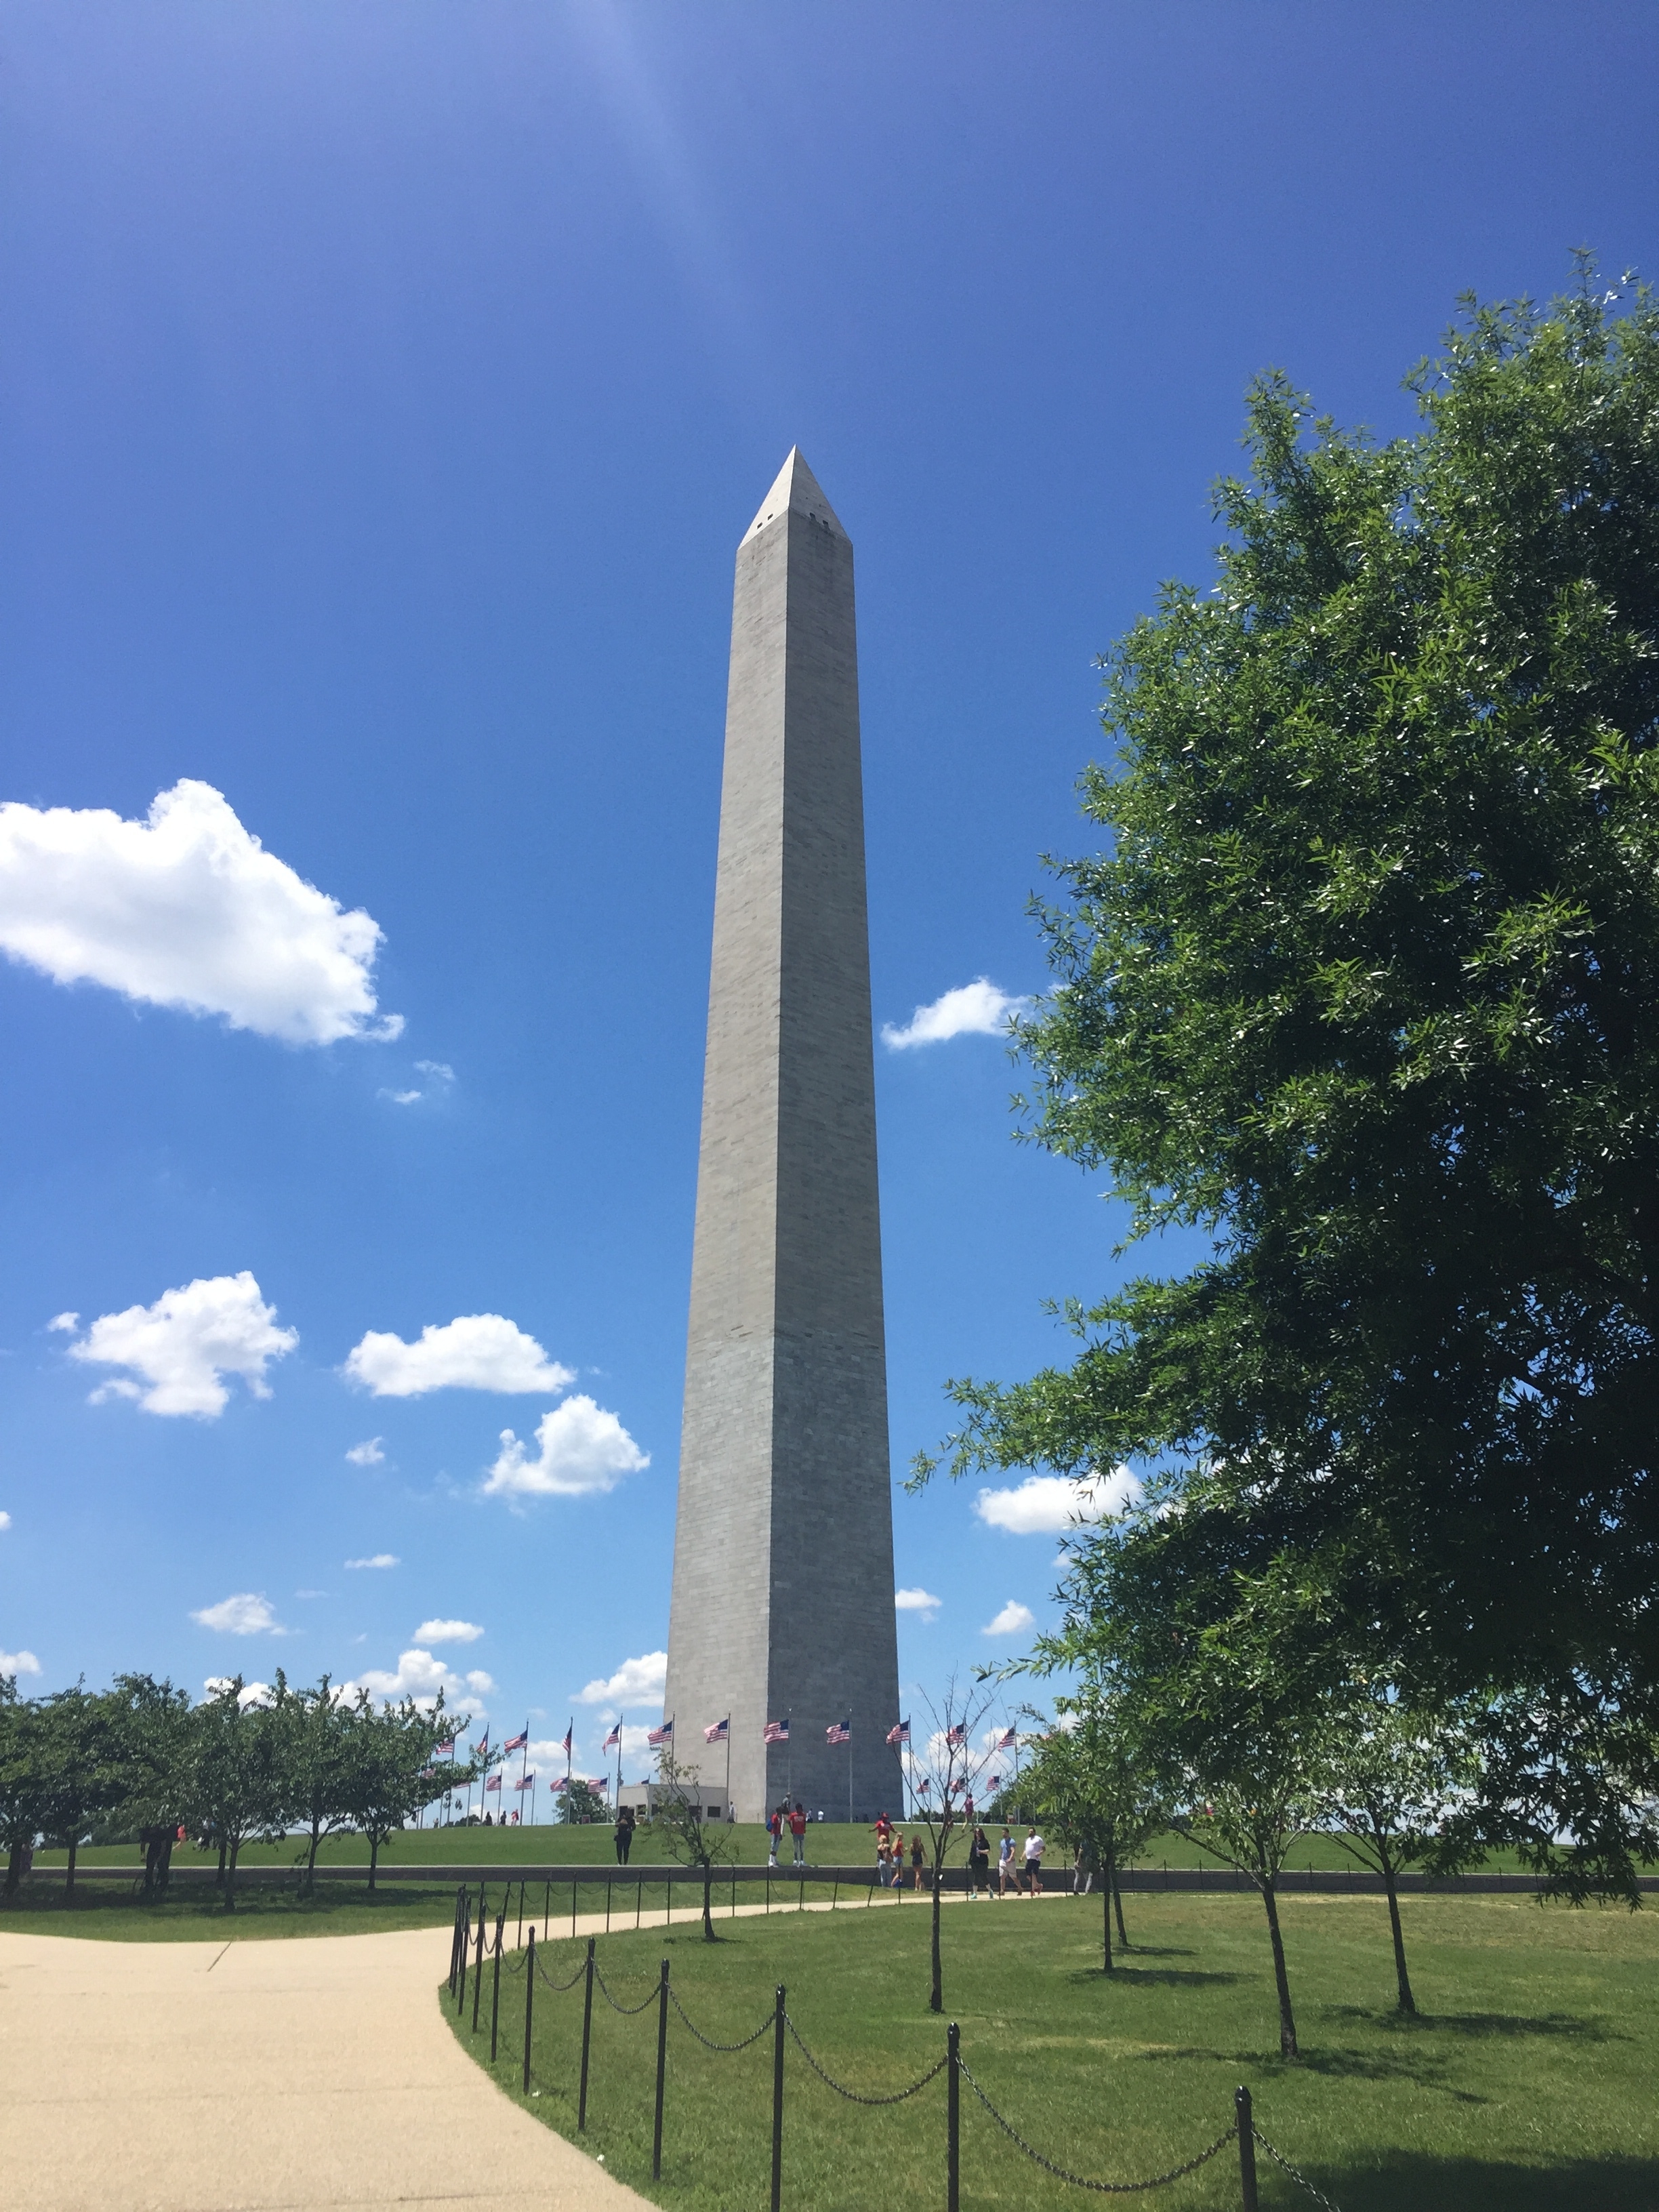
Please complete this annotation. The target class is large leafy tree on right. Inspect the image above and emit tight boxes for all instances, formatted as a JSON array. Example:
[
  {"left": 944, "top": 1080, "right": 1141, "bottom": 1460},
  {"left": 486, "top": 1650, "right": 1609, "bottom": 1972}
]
[{"left": 924, "top": 266, "right": 1659, "bottom": 1874}]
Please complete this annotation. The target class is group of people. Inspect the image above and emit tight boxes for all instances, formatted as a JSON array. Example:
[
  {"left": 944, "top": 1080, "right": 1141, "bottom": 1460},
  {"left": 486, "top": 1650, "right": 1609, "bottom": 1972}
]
[
  {"left": 870, "top": 1814, "right": 1048, "bottom": 1896},
  {"left": 766, "top": 1801, "right": 811, "bottom": 1866}
]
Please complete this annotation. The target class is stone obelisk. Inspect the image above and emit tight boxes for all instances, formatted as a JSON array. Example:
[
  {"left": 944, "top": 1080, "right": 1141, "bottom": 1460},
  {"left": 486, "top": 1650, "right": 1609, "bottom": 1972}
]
[{"left": 664, "top": 450, "right": 903, "bottom": 1824}]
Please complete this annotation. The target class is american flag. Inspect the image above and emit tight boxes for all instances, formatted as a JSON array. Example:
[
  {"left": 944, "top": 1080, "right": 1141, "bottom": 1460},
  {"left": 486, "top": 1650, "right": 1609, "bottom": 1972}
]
[
  {"left": 647, "top": 1719, "right": 674, "bottom": 1746},
  {"left": 560, "top": 1722, "right": 573, "bottom": 1757},
  {"left": 551, "top": 1776, "right": 568, "bottom": 1791},
  {"left": 474, "top": 1732, "right": 489, "bottom": 1759},
  {"left": 763, "top": 1717, "right": 790, "bottom": 1744},
  {"left": 435, "top": 1737, "right": 457, "bottom": 1755},
  {"left": 514, "top": 1774, "right": 535, "bottom": 1791},
  {"left": 886, "top": 1719, "right": 909, "bottom": 1747},
  {"left": 987, "top": 1774, "right": 1001, "bottom": 1791},
  {"left": 703, "top": 1717, "right": 730, "bottom": 1743},
  {"left": 603, "top": 1723, "right": 622, "bottom": 1750},
  {"left": 504, "top": 1728, "right": 529, "bottom": 1755},
  {"left": 485, "top": 1774, "right": 502, "bottom": 1793},
  {"left": 587, "top": 1778, "right": 609, "bottom": 1791},
  {"left": 825, "top": 1719, "right": 851, "bottom": 1744},
  {"left": 996, "top": 1726, "right": 1018, "bottom": 1751},
  {"left": 946, "top": 1724, "right": 968, "bottom": 1746}
]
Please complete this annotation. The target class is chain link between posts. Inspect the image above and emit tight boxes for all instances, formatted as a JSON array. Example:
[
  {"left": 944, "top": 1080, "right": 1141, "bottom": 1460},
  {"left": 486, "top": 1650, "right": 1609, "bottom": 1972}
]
[
  {"left": 667, "top": 1986, "right": 775, "bottom": 2052},
  {"left": 956, "top": 2057, "right": 1237, "bottom": 2195},
  {"left": 591, "top": 1959, "right": 663, "bottom": 2015},
  {"left": 785, "top": 2015, "right": 950, "bottom": 2104},
  {"left": 1254, "top": 2128, "right": 1347, "bottom": 2211}
]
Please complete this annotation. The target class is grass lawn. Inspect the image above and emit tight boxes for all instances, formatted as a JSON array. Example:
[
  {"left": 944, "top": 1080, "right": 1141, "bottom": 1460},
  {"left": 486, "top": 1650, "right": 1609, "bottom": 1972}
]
[
  {"left": 442, "top": 1887, "right": 1659, "bottom": 2211},
  {"left": 0, "top": 1876, "right": 463, "bottom": 1940}
]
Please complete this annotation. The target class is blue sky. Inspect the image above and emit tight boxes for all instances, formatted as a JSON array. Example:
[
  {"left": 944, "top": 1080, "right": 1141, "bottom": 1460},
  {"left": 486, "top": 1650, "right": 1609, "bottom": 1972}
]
[{"left": 1, "top": 2, "right": 1653, "bottom": 1784}]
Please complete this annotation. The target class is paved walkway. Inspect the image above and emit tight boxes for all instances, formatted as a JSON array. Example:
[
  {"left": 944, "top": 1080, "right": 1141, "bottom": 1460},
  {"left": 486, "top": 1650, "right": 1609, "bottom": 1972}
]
[{"left": 0, "top": 1926, "right": 648, "bottom": 2212}]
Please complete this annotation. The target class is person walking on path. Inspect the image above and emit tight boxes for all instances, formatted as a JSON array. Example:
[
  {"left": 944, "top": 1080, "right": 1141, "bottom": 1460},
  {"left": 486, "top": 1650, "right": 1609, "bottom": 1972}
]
[
  {"left": 967, "top": 1826, "right": 990, "bottom": 1898},
  {"left": 1072, "top": 1837, "right": 1097, "bottom": 1896},
  {"left": 888, "top": 1829, "right": 906, "bottom": 1887},
  {"left": 910, "top": 1833, "right": 926, "bottom": 1891},
  {"left": 767, "top": 1805, "right": 784, "bottom": 1867},
  {"left": 997, "top": 1828, "right": 1015, "bottom": 1898},
  {"left": 790, "top": 1801, "right": 808, "bottom": 1867},
  {"left": 1024, "top": 1827, "right": 1046, "bottom": 1896},
  {"left": 614, "top": 1806, "right": 635, "bottom": 1866}
]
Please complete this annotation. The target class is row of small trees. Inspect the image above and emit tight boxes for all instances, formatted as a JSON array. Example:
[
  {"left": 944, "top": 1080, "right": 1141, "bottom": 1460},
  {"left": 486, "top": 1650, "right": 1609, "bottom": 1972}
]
[{"left": 0, "top": 1669, "right": 468, "bottom": 1906}]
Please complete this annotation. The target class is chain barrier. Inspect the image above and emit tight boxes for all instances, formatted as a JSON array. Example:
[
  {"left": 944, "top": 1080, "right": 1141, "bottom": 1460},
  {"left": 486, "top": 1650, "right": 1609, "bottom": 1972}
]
[
  {"left": 591, "top": 1959, "right": 663, "bottom": 2015},
  {"left": 784, "top": 2015, "right": 949, "bottom": 2105},
  {"left": 666, "top": 1986, "right": 775, "bottom": 2053},
  {"left": 1254, "top": 2129, "right": 1346, "bottom": 2211},
  {"left": 532, "top": 1951, "right": 590, "bottom": 1995},
  {"left": 957, "top": 2058, "right": 1236, "bottom": 2196}
]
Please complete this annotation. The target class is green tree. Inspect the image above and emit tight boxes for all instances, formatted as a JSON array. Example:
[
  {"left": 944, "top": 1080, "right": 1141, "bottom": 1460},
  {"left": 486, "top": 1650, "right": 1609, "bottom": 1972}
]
[
  {"left": 1018, "top": 1688, "right": 1163, "bottom": 1971},
  {"left": 1323, "top": 1689, "right": 1478, "bottom": 2014},
  {"left": 647, "top": 1746, "right": 737, "bottom": 1940},
  {"left": 0, "top": 1676, "right": 48, "bottom": 1897},
  {"left": 917, "top": 264, "right": 1659, "bottom": 1890},
  {"left": 37, "top": 1685, "right": 128, "bottom": 1897},
  {"left": 560, "top": 1778, "right": 608, "bottom": 1824},
  {"left": 278, "top": 1677, "right": 358, "bottom": 1894},
  {"left": 342, "top": 1692, "right": 457, "bottom": 1891},
  {"left": 904, "top": 1677, "right": 997, "bottom": 2013},
  {"left": 182, "top": 1677, "right": 293, "bottom": 1909}
]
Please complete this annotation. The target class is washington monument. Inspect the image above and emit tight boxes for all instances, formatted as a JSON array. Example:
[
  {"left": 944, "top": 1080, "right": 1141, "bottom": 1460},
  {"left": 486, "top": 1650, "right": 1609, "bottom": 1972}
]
[{"left": 663, "top": 449, "right": 903, "bottom": 1823}]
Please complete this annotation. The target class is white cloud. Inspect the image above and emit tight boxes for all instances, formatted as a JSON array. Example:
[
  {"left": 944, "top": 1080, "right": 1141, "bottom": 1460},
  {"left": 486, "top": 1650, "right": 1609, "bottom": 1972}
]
[
  {"left": 345, "top": 1437, "right": 385, "bottom": 1466},
  {"left": 485, "top": 1396, "right": 649, "bottom": 1498},
  {"left": 1, "top": 1648, "right": 41, "bottom": 1677},
  {"left": 0, "top": 1511, "right": 10, "bottom": 1532},
  {"left": 343, "top": 1645, "right": 491, "bottom": 1717},
  {"left": 380, "top": 1088, "right": 422, "bottom": 1106},
  {"left": 344, "top": 1313, "right": 573, "bottom": 1399},
  {"left": 47, "top": 1311, "right": 77, "bottom": 1333},
  {"left": 344, "top": 1553, "right": 399, "bottom": 1570},
  {"left": 204, "top": 1677, "right": 273, "bottom": 1708},
  {"left": 882, "top": 977, "right": 1028, "bottom": 1050},
  {"left": 191, "top": 1592, "right": 283, "bottom": 1635},
  {"left": 415, "top": 1061, "right": 454, "bottom": 1082},
  {"left": 575, "top": 1651, "right": 667, "bottom": 1706},
  {"left": 895, "top": 1586, "right": 942, "bottom": 1618},
  {"left": 982, "top": 1600, "right": 1036, "bottom": 1639},
  {"left": 0, "top": 779, "right": 399, "bottom": 1045},
  {"left": 973, "top": 1467, "right": 1141, "bottom": 1536},
  {"left": 415, "top": 1618, "right": 484, "bottom": 1644},
  {"left": 62, "top": 1271, "right": 297, "bottom": 1418}
]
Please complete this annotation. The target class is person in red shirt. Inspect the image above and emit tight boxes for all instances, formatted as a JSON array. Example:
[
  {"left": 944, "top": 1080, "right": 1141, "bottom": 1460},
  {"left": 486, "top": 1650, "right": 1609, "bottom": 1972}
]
[
  {"left": 789, "top": 1800, "right": 808, "bottom": 1866},
  {"left": 767, "top": 1805, "right": 784, "bottom": 1866}
]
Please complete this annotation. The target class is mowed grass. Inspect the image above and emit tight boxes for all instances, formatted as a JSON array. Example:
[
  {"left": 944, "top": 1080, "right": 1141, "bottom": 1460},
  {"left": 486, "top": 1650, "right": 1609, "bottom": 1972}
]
[
  {"left": 443, "top": 1887, "right": 1659, "bottom": 2211},
  {"left": 0, "top": 1875, "right": 463, "bottom": 1940}
]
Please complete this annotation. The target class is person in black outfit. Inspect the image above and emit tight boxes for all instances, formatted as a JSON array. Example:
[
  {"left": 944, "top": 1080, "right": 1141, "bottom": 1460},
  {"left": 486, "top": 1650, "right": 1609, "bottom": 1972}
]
[{"left": 615, "top": 1805, "right": 636, "bottom": 1864}]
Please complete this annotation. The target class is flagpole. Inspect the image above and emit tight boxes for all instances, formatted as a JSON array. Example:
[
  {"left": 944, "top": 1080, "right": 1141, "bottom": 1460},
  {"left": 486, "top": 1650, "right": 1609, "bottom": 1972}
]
[
  {"left": 724, "top": 1728, "right": 730, "bottom": 1821},
  {"left": 565, "top": 1717, "right": 573, "bottom": 1801},
  {"left": 847, "top": 1726, "right": 853, "bottom": 1828}
]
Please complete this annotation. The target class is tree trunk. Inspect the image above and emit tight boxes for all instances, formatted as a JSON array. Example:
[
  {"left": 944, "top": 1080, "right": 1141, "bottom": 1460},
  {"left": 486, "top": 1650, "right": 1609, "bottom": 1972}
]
[
  {"left": 1378, "top": 1839, "right": 1416, "bottom": 2014},
  {"left": 702, "top": 1867, "right": 714, "bottom": 1941},
  {"left": 369, "top": 1832, "right": 380, "bottom": 1893},
  {"left": 226, "top": 1836, "right": 240, "bottom": 1912},
  {"left": 216, "top": 1835, "right": 228, "bottom": 1887},
  {"left": 1102, "top": 1845, "right": 1115, "bottom": 1973},
  {"left": 928, "top": 1859, "right": 944, "bottom": 2011},
  {"left": 65, "top": 1837, "right": 79, "bottom": 1899},
  {"left": 5, "top": 1841, "right": 24, "bottom": 1896},
  {"left": 1259, "top": 1879, "right": 1298, "bottom": 2057},
  {"left": 1113, "top": 1872, "right": 1129, "bottom": 1954},
  {"left": 306, "top": 1820, "right": 322, "bottom": 1898}
]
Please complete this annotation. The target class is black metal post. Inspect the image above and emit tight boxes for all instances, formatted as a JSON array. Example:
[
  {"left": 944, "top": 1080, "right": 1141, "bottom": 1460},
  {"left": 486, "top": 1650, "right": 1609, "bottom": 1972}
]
[
  {"left": 1236, "top": 2087, "right": 1258, "bottom": 2212},
  {"left": 522, "top": 1929, "right": 535, "bottom": 2092},
  {"left": 449, "top": 1889, "right": 462, "bottom": 1993},
  {"left": 605, "top": 1877, "right": 612, "bottom": 1933},
  {"left": 516, "top": 1880, "right": 525, "bottom": 1948},
  {"left": 457, "top": 1887, "right": 470, "bottom": 2012},
  {"left": 578, "top": 1937, "right": 595, "bottom": 2130},
  {"left": 770, "top": 1984, "right": 786, "bottom": 2212},
  {"left": 471, "top": 1892, "right": 486, "bottom": 2032},
  {"left": 652, "top": 1957, "right": 670, "bottom": 2181},
  {"left": 489, "top": 1925, "right": 503, "bottom": 2062},
  {"left": 544, "top": 1878, "right": 550, "bottom": 1940},
  {"left": 635, "top": 1875, "right": 642, "bottom": 1930},
  {"left": 571, "top": 1871, "right": 577, "bottom": 1937},
  {"left": 946, "top": 2022, "right": 960, "bottom": 2212}
]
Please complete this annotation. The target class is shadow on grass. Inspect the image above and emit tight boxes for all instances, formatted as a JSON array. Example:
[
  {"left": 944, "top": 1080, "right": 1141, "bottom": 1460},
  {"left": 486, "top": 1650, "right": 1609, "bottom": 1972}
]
[
  {"left": 1294, "top": 2153, "right": 1659, "bottom": 2211},
  {"left": 1324, "top": 2003, "right": 1614, "bottom": 2043}
]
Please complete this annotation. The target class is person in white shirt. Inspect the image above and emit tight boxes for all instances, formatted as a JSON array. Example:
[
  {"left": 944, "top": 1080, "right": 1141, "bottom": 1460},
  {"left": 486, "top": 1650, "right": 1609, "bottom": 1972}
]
[
  {"left": 997, "top": 1828, "right": 1016, "bottom": 1898},
  {"left": 1023, "top": 1828, "right": 1045, "bottom": 1896}
]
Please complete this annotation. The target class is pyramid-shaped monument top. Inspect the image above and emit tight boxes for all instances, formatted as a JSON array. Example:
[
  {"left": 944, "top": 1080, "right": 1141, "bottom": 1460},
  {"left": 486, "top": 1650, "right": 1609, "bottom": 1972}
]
[{"left": 740, "top": 447, "right": 847, "bottom": 545}]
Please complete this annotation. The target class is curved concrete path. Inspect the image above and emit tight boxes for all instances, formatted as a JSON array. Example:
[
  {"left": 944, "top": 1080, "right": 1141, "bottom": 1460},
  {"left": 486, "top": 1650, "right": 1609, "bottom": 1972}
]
[{"left": 0, "top": 1927, "right": 647, "bottom": 2212}]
